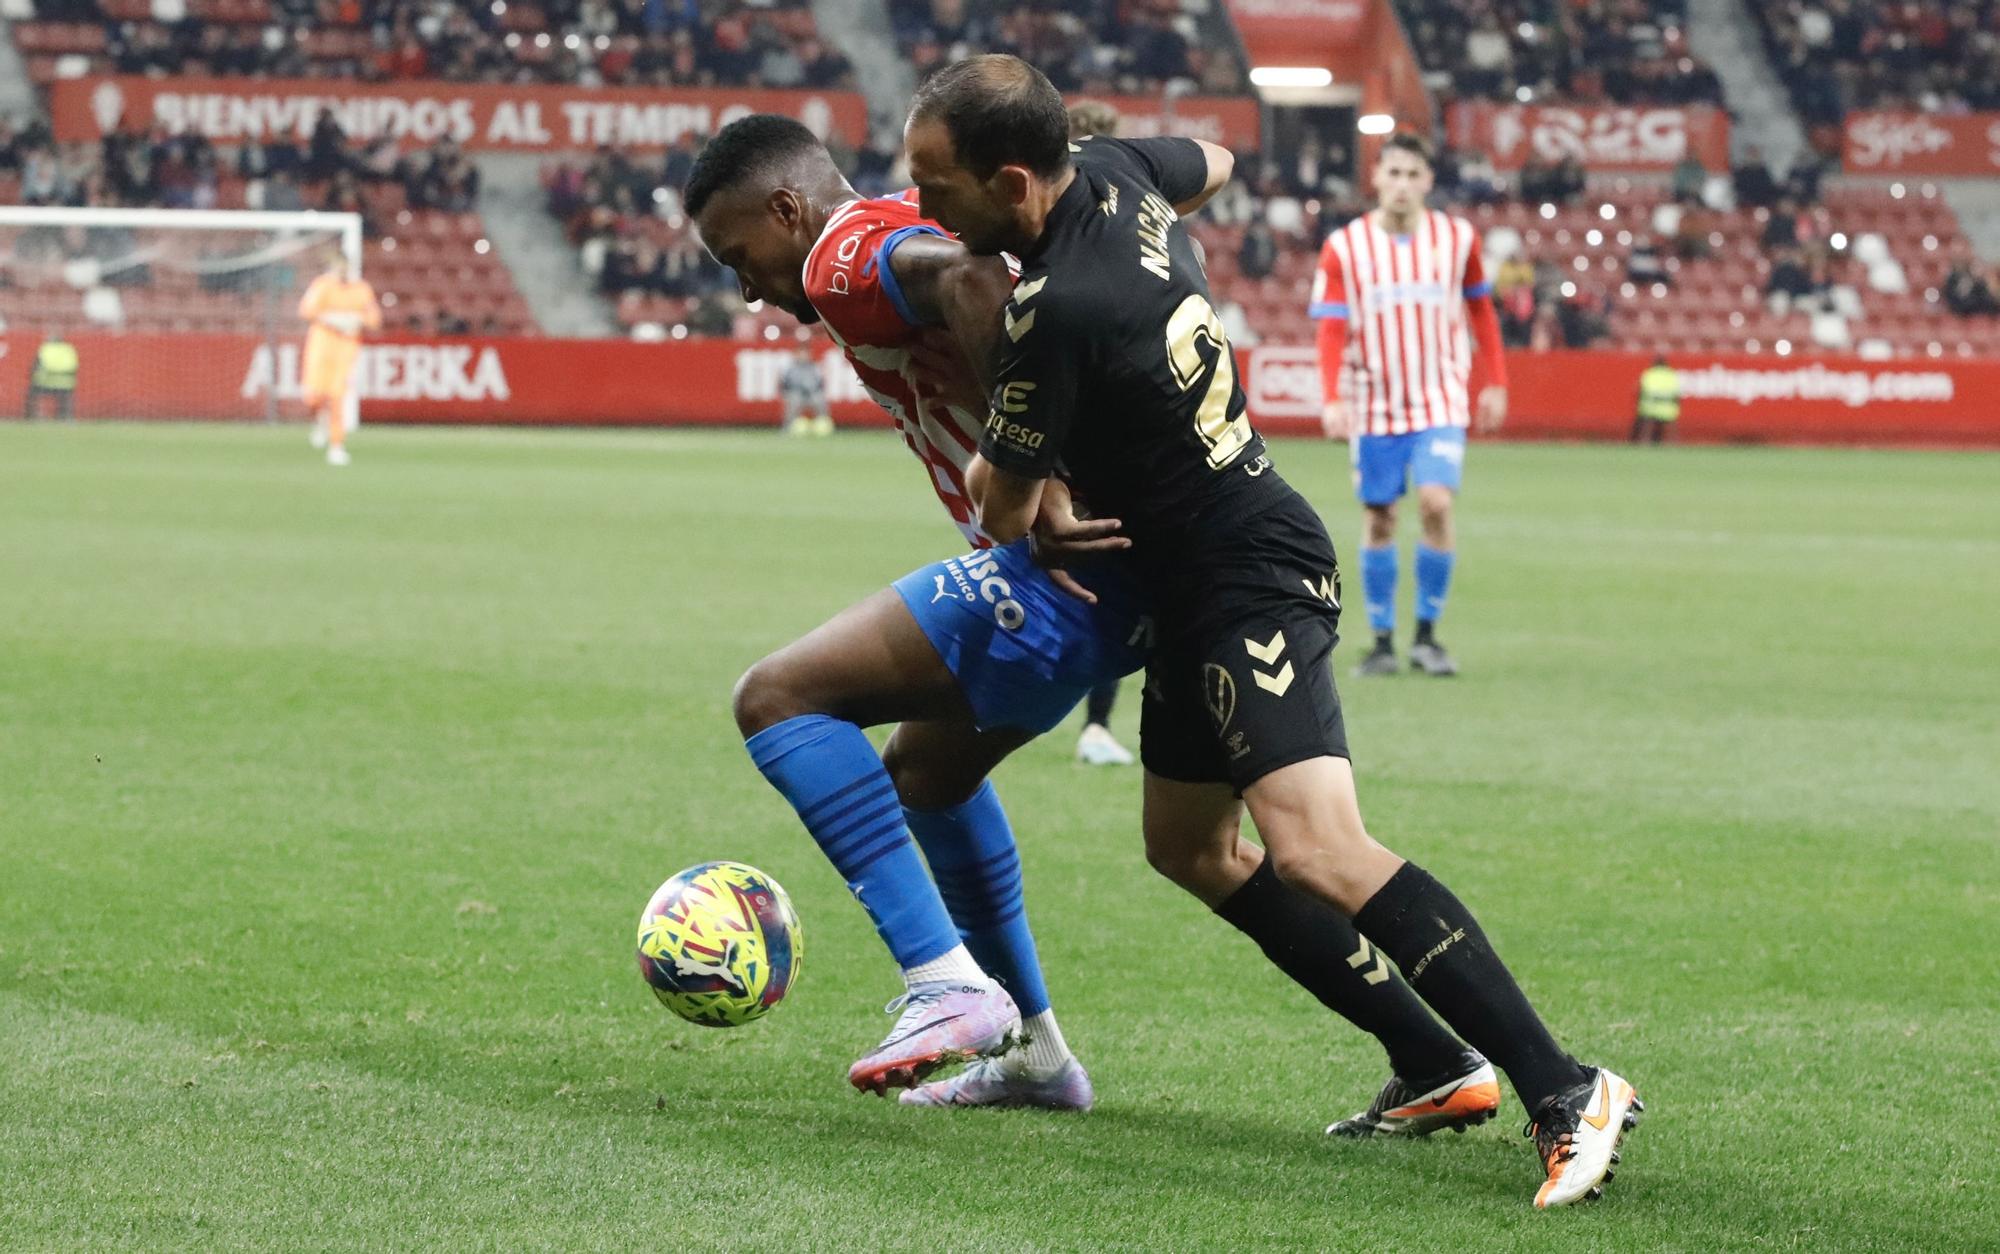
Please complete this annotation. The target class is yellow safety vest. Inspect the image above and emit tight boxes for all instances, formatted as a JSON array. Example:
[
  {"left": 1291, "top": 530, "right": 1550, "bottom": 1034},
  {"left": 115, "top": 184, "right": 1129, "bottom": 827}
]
[
  {"left": 32, "top": 341, "right": 79, "bottom": 391},
  {"left": 1637, "top": 365, "right": 1679, "bottom": 422}
]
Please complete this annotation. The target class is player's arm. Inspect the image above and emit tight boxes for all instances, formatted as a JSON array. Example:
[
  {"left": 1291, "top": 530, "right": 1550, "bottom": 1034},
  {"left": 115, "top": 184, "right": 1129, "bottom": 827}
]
[
  {"left": 968, "top": 293, "right": 1081, "bottom": 546},
  {"left": 887, "top": 232, "right": 1014, "bottom": 400},
  {"left": 1310, "top": 237, "right": 1353, "bottom": 440},
  {"left": 360, "top": 284, "right": 384, "bottom": 334},
  {"left": 1103, "top": 136, "right": 1234, "bottom": 216},
  {"left": 1464, "top": 244, "right": 1508, "bottom": 432}
]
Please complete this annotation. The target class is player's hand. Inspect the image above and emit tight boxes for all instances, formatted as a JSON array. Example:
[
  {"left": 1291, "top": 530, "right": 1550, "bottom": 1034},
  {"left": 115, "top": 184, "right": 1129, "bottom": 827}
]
[
  {"left": 905, "top": 328, "right": 986, "bottom": 415},
  {"left": 1029, "top": 479, "right": 1130, "bottom": 605},
  {"left": 1320, "top": 399, "right": 1353, "bottom": 441},
  {"left": 1475, "top": 385, "right": 1508, "bottom": 433}
]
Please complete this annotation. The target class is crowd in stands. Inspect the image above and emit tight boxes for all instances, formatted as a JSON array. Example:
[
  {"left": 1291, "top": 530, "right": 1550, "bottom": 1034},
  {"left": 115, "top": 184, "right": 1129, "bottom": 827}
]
[
  {"left": 890, "top": 0, "right": 1244, "bottom": 94},
  {"left": 1, "top": 106, "right": 530, "bottom": 335},
  {"left": 2, "top": 107, "right": 480, "bottom": 224},
  {"left": 13, "top": 0, "right": 853, "bottom": 89},
  {"left": 1395, "top": 0, "right": 1723, "bottom": 106},
  {"left": 1755, "top": 0, "right": 2000, "bottom": 136}
]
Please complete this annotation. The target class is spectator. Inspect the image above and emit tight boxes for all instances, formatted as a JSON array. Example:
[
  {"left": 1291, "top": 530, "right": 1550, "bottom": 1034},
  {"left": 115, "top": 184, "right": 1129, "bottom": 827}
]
[
  {"left": 1943, "top": 252, "right": 2000, "bottom": 316},
  {"left": 1238, "top": 222, "right": 1278, "bottom": 281},
  {"left": 1762, "top": 197, "right": 1802, "bottom": 250},
  {"left": 1672, "top": 153, "right": 1707, "bottom": 204},
  {"left": 1767, "top": 247, "right": 1818, "bottom": 309},
  {"left": 1628, "top": 235, "right": 1670, "bottom": 286},
  {"left": 1733, "top": 148, "right": 1779, "bottom": 210}
]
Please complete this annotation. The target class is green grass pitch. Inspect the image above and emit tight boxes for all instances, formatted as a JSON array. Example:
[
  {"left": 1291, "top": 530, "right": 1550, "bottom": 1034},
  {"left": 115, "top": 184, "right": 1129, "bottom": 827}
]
[{"left": 3, "top": 423, "right": 1996, "bottom": 1251}]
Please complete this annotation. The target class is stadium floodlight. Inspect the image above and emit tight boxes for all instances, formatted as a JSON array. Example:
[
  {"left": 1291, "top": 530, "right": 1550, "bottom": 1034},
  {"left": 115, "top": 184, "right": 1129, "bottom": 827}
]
[
  {"left": 0, "top": 206, "right": 364, "bottom": 423},
  {"left": 1250, "top": 66, "right": 1333, "bottom": 88},
  {"left": 1356, "top": 113, "right": 1398, "bottom": 135}
]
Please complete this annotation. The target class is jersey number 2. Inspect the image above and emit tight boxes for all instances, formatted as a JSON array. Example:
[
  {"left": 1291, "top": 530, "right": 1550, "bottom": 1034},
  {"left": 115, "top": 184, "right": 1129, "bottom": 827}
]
[{"left": 1165, "top": 293, "right": 1251, "bottom": 469}]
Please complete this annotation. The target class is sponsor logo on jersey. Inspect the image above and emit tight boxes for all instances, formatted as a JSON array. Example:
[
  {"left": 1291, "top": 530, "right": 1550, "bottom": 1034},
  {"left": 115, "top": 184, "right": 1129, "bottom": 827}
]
[
  {"left": 952, "top": 553, "right": 1027, "bottom": 631},
  {"left": 984, "top": 413, "right": 1045, "bottom": 454}
]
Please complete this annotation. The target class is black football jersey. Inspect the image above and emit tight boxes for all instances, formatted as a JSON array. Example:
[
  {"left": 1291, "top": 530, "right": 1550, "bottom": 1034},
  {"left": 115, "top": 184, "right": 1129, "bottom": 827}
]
[{"left": 976, "top": 136, "right": 1293, "bottom": 585}]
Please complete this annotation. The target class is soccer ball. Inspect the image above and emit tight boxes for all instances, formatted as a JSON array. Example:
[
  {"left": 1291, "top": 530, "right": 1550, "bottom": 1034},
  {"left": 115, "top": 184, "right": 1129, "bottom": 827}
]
[{"left": 636, "top": 861, "right": 803, "bottom": 1027}]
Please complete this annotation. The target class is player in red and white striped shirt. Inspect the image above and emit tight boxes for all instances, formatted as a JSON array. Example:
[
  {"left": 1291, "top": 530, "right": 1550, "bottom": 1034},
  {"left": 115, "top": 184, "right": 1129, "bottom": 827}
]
[{"left": 1312, "top": 134, "right": 1508, "bottom": 677}]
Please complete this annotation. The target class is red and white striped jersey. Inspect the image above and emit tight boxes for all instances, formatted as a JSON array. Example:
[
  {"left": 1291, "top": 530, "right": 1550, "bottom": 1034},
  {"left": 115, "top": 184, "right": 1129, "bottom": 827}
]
[
  {"left": 1310, "top": 209, "right": 1492, "bottom": 436},
  {"left": 803, "top": 191, "right": 994, "bottom": 547}
]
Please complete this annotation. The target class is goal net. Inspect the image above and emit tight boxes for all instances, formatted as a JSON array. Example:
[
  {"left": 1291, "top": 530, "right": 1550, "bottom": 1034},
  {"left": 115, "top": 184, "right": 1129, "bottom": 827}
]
[{"left": 0, "top": 207, "right": 362, "bottom": 424}]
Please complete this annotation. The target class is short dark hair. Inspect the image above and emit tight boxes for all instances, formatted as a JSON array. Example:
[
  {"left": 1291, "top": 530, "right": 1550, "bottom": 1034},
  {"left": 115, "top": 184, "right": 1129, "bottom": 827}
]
[
  {"left": 1380, "top": 133, "right": 1435, "bottom": 167},
  {"left": 683, "top": 114, "right": 826, "bottom": 217},
  {"left": 909, "top": 55, "right": 1070, "bottom": 180}
]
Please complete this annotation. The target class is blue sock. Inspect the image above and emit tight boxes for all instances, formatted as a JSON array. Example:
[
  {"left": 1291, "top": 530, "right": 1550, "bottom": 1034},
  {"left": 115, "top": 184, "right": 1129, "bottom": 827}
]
[
  {"left": 745, "top": 715, "right": 960, "bottom": 970},
  {"left": 1361, "top": 544, "right": 1398, "bottom": 635},
  {"left": 1414, "top": 544, "right": 1456, "bottom": 627},
  {"left": 904, "top": 782, "right": 1051, "bottom": 1017}
]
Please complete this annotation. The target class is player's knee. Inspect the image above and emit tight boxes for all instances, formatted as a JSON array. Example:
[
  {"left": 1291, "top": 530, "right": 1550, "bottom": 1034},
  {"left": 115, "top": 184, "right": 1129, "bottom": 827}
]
[
  {"left": 1417, "top": 487, "right": 1453, "bottom": 527},
  {"left": 731, "top": 654, "right": 814, "bottom": 739},
  {"left": 1267, "top": 841, "right": 1379, "bottom": 914},
  {"left": 1363, "top": 505, "right": 1397, "bottom": 546}
]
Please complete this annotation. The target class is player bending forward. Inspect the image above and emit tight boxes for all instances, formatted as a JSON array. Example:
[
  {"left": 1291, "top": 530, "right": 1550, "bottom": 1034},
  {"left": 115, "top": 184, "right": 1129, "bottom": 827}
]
[
  {"left": 908, "top": 55, "right": 1639, "bottom": 1207},
  {"left": 689, "top": 116, "right": 1501, "bottom": 1130},
  {"left": 1314, "top": 134, "right": 1507, "bottom": 677},
  {"left": 298, "top": 250, "right": 381, "bottom": 468}
]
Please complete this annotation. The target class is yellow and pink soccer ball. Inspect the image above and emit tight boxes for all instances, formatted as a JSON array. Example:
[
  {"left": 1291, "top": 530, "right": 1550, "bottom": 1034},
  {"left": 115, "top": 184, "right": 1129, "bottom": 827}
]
[{"left": 636, "top": 861, "right": 803, "bottom": 1027}]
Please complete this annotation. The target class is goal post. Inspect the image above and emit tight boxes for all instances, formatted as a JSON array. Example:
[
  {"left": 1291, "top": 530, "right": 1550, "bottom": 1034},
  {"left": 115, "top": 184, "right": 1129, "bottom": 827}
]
[{"left": 0, "top": 206, "right": 365, "bottom": 424}]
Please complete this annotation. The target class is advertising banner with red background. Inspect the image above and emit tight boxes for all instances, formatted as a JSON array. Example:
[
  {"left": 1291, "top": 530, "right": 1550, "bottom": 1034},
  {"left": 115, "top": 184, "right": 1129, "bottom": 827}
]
[
  {"left": 1091, "top": 95, "right": 1262, "bottom": 149},
  {"left": 1842, "top": 111, "right": 2000, "bottom": 176},
  {"left": 49, "top": 76, "right": 869, "bottom": 151},
  {"left": 1226, "top": 0, "right": 1368, "bottom": 48},
  {"left": 7, "top": 334, "right": 1994, "bottom": 447},
  {"left": 1448, "top": 103, "right": 1730, "bottom": 171}
]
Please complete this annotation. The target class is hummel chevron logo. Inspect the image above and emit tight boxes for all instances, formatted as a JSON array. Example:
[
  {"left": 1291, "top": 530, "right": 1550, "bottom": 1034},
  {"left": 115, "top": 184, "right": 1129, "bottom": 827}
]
[
  {"left": 1346, "top": 938, "right": 1391, "bottom": 986},
  {"left": 1004, "top": 307, "right": 1037, "bottom": 341},
  {"left": 1253, "top": 663, "right": 1294, "bottom": 695},
  {"left": 1244, "top": 630, "right": 1286, "bottom": 664},
  {"left": 1013, "top": 276, "right": 1048, "bottom": 302},
  {"left": 1245, "top": 630, "right": 1292, "bottom": 695}
]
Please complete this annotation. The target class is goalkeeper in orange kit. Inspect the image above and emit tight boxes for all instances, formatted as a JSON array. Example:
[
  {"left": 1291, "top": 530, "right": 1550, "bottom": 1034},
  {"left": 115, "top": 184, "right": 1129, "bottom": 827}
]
[{"left": 298, "top": 250, "right": 382, "bottom": 467}]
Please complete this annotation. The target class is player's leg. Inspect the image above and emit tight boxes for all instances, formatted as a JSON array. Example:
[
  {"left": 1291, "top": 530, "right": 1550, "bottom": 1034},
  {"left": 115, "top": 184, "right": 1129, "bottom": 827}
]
[
  {"left": 884, "top": 717, "right": 1094, "bottom": 1110},
  {"left": 1409, "top": 428, "right": 1467, "bottom": 676},
  {"left": 1137, "top": 664, "right": 1489, "bottom": 1131},
  {"left": 1075, "top": 678, "right": 1133, "bottom": 766},
  {"left": 1352, "top": 433, "right": 1409, "bottom": 676},
  {"left": 1244, "top": 754, "right": 1637, "bottom": 1202},
  {"left": 323, "top": 343, "right": 358, "bottom": 465},
  {"left": 734, "top": 589, "right": 1020, "bottom": 1092}
]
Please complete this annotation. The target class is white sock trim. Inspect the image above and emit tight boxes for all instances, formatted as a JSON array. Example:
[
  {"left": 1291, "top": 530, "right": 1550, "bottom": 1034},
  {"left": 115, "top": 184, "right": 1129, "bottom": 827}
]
[
  {"left": 1015, "top": 1009, "right": 1072, "bottom": 1075},
  {"left": 902, "top": 943, "right": 983, "bottom": 988}
]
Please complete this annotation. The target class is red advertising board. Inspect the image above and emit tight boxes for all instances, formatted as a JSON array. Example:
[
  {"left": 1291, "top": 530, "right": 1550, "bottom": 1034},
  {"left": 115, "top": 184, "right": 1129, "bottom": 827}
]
[
  {"left": 1090, "top": 95, "right": 1262, "bottom": 149},
  {"left": 1242, "top": 345, "right": 1999, "bottom": 446},
  {"left": 48, "top": 76, "right": 869, "bottom": 151},
  {"left": 6, "top": 333, "right": 1993, "bottom": 447},
  {"left": 1448, "top": 103, "right": 1731, "bottom": 171},
  {"left": 1842, "top": 111, "right": 2000, "bottom": 175},
  {"left": 1226, "top": 0, "right": 1368, "bottom": 51}
]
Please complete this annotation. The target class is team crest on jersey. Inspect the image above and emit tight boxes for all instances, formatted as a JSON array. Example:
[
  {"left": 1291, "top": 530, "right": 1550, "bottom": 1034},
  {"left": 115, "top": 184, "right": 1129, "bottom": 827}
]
[{"left": 1203, "top": 663, "right": 1237, "bottom": 732}]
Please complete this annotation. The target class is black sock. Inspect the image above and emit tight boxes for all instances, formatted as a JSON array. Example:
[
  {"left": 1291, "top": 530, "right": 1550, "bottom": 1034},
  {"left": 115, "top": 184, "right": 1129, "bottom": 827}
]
[
  {"left": 1414, "top": 619, "right": 1436, "bottom": 646},
  {"left": 1084, "top": 679, "right": 1118, "bottom": 728},
  {"left": 1373, "top": 631, "right": 1394, "bottom": 654},
  {"left": 1353, "top": 862, "right": 1589, "bottom": 1109},
  {"left": 1216, "top": 859, "right": 1470, "bottom": 1083}
]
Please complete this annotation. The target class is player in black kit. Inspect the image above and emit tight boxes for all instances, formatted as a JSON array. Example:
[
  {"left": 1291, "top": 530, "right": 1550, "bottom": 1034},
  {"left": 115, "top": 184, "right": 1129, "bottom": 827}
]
[{"left": 904, "top": 54, "right": 1641, "bottom": 1208}]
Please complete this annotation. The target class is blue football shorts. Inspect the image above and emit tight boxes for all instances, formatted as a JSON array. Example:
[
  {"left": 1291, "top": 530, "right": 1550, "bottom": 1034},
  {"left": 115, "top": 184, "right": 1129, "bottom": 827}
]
[
  {"left": 1351, "top": 426, "right": 1467, "bottom": 507},
  {"left": 893, "top": 540, "right": 1148, "bottom": 735}
]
